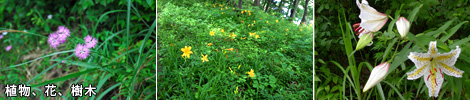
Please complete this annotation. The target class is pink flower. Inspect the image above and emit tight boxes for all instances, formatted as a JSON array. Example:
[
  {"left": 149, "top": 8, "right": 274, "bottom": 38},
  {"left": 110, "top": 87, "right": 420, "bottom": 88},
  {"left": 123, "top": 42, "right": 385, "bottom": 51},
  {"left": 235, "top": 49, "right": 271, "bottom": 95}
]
[
  {"left": 56, "top": 26, "right": 70, "bottom": 43},
  {"left": 0, "top": 35, "right": 3, "bottom": 39},
  {"left": 84, "top": 35, "right": 98, "bottom": 49},
  {"left": 5, "top": 45, "right": 11, "bottom": 51},
  {"left": 47, "top": 33, "right": 61, "bottom": 50},
  {"left": 75, "top": 44, "right": 90, "bottom": 60}
]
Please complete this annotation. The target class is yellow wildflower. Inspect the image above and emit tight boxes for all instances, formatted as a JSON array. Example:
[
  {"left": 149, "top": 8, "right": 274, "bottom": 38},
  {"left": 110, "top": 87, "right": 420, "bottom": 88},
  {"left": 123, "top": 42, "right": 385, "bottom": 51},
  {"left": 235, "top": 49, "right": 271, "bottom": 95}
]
[
  {"left": 251, "top": 24, "right": 254, "bottom": 26},
  {"left": 201, "top": 54, "right": 209, "bottom": 62},
  {"left": 221, "top": 29, "right": 224, "bottom": 33},
  {"left": 226, "top": 48, "right": 234, "bottom": 52},
  {"left": 276, "top": 20, "right": 278, "bottom": 23},
  {"left": 230, "top": 33, "right": 237, "bottom": 38},
  {"left": 266, "top": 21, "right": 269, "bottom": 23},
  {"left": 246, "top": 69, "right": 255, "bottom": 78},
  {"left": 181, "top": 46, "right": 193, "bottom": 58},
  {"left": 249, "top": 32, "right": 256, "bottom": 36},
  {"left": 241, "top": 11, "right": 244, "bottom": 14},
  {"left": 255, "top": 35, "right": 260, "bottom": 39},
  {"left": 245, "top": 10, "right": 247, "bottom": 13},
  {"left": 221, "top": 8, "right": 223, "bottom": 10},
  {"left": 207, "top": 43, "right": 213, "bottom": 46},
  {"left": 226, "top": 7, "right": 228, "bottom": 9},
  {"left": 222, "top": 12, "right": 224, "bottom": 14},
  {"left": 300, "top": 29, "right": 302, "bottom": 31},
  {"left": 249, "top": 13, "right": 251, "bottom": 16},
  {"left": 210, "top": 31, "right": 215, "bottom": 36},
  {"left": 286, "top": 29, "right": 289, "bottom": 31},
  {"left": 253, "top": 20, "right": 256, "bottom": 23}
]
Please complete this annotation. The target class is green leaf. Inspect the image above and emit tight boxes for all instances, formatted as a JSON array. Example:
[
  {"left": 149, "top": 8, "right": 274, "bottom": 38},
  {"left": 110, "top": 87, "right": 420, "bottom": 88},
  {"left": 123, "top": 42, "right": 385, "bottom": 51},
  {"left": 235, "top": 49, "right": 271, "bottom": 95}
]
[
  {"left": 30, "top": 68, "right": 98, "bottom": 88},
  {"left": 440, "top": 21, "right": 468, "bottom": 42},
  {"left": 407, "top": 4, "right": 423, "bottom": 23}
]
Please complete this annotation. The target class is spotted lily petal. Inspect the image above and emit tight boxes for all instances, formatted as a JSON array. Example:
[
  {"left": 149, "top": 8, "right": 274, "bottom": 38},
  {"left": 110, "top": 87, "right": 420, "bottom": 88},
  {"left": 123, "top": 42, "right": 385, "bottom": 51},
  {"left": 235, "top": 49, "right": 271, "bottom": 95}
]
[{"left": 406, "top": 41, "right": 464, "bottom": 97}]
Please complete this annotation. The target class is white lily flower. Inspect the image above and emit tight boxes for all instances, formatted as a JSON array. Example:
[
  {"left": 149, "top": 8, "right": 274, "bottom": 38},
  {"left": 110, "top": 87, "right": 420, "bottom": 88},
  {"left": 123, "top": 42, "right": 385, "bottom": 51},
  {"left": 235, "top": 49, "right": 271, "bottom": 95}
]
[
  {"left": 363, "top": 62, "right": 389, "bottom": 92},
  {"left": 2, "top": 32, "right": 7, "bottom": 35},
  {"left": 406, "top": 41, "right": 463, "bottom": 97},
  {"left": 396, "top": 17, "right": 410, "bottom": 38},
  {"left": 354, "top": 0, "right": 388, "bottom": 37}
]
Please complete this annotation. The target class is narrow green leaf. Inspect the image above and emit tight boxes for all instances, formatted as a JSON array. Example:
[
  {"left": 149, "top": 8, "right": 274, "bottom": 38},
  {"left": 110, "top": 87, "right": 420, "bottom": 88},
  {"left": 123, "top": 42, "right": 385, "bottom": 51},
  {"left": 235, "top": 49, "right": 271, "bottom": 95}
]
[
  {"left": 440, "top": 21, "right": 468, "bottom": 42},
  {"left": 407, "top": 4, "right": 423, "bottom": 23},
  {"left": 31, "top": 68, "right": 98, "bottom": 88}
]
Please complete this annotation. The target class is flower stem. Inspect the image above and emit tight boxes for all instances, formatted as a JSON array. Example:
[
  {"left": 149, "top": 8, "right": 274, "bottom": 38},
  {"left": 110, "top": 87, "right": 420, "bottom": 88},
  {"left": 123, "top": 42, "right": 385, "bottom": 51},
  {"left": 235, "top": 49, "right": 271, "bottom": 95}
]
[
  {"left": 387, "top": 15, "right": 395, "bottom": 21},
  {"left": 388, "top": 39, "right": 402, "bottom": 62}
]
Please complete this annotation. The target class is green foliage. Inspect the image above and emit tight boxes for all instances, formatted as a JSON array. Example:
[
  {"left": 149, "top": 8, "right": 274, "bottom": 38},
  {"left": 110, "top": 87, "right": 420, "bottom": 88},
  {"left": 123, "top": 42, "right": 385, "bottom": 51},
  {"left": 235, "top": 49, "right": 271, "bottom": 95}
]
[
  {"left": 158, "top": 1, "right": 313, "bottom": 99},
  {"left": 0, "top": 0, "right": 155, "bottom": 99},
  {"left": 315, "top": 0, "right": 470, "bottom": 99}
]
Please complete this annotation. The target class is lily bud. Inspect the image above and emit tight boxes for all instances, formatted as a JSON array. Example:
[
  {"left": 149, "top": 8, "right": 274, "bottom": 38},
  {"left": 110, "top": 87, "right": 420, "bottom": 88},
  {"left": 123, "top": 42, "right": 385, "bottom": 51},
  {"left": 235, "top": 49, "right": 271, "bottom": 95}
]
[
  {"left": 395, "top": 17, "right": 410, "bottom": 38},
  {"left": 355, "top": 33, "right": 373, "bottom": 50},
  {"left": 363, "top": 62, "right": 389, "bottom": 92}
]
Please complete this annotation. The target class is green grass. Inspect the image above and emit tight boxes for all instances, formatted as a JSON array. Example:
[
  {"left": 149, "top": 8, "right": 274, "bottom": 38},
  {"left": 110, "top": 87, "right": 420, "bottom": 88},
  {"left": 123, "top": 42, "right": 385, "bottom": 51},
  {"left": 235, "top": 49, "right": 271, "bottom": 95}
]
[
  {"left": 157, "top": 1, "right": 313, "bottom": 99},
  {"left": 0, "top": 0, "right": 155, "bottom": 99}
]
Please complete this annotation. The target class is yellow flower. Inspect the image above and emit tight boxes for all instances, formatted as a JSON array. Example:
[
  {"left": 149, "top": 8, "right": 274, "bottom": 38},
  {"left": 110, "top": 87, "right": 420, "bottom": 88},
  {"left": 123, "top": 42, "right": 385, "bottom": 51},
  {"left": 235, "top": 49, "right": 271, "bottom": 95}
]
[
  {"left": 230, "top": 33, "right": 237, "bottom": 38},
  {"left": 241, "top": 11, "right": 244, "bottom": 14},
  {"left": 226, "top": 48, "right": 234, "bottom": 52},
  {"left": 233, "top": 8, "right": 235, "bottom": 10},
  {"left": 249, "top": 32, "right": 256, "bottom": 36},
  {"left": 246, "top": 69, "right": 255, "bottom": 78},
  {"left": 181, "top": 46, "right": 193, "bottom": 58},
  {"left": 210, "top": 31, "right": 215, "bottom": 36},
  {"left": 238, "top": 65, "right": 241, "bottom": 69},
  {"left": 221, "top": 8, "right": 223, "bottom": 10},
  {"left": 245, "top": 10, "right": 247, "bottom": 13},
  {"left": 221, "top": 29, "right": 224, "bottom": 33},
  {"left": 248, "top": 24, "right": 251, "bottom": 27},
  {"left": 276, "top": 20, "right": 278, "bottom": 23},
  {"left": 249, "top": 13, "right": 251, "bottom": 16},
  {"left": 286, "top": 29, "right": 289, "bottom": 31},
  {"left": 226, "top": 7, "right": 228, "bottom": 9},
  {"left": 300, "top": 29, "right": 303, "bottom": 31},
  {"left": 266, "top": 21, "right": 269, "bottom": 23},
  {"left": 222, "top": 12, "right": 224, "bottom": 14},
  {"left": 255, "top": 35, "right": 260, "bottom": 39},
  {"left": 201, "top": 54, "right": 209, "bottom": 62},
  {"left": 241, "top": 20, "right": 244, "bottom": 23},
  {"left": 251, "top": 24, "right": 254, "bottom": 26},
  {"left": 248, "top": 11, "right": 251, "bottom": 13},
  {"left": 207, "top": 43, "right": 213, "bottom": 46},
  {"left": 253, "top": 20, "right": 256, "bottom": 23}
]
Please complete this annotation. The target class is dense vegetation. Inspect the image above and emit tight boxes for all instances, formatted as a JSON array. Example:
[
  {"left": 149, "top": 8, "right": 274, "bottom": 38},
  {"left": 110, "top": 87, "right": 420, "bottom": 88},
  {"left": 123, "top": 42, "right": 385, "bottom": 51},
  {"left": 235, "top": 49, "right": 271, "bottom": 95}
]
[
  {"left": 157, "top": 0, "right": 313, "bottom": 99},
  {"left": 0, "top": 0, "right": 156, "bottom": 99},
  {"left": 315, "top": 0, "right": 470, "bottom": 99}
]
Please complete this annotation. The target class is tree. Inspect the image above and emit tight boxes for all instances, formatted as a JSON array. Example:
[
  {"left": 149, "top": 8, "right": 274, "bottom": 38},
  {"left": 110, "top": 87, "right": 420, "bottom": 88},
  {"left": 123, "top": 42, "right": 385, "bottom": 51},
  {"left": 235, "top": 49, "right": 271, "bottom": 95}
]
[
  {"left": 289, "top": 0, "right": 300, "bottom": 21},
  {"left": 301, "top": 0, "right": 310, "bottom": 24},
  {"left": 238, "top": 0, "right": 242, "bottom": 9},
  {"left": 277, "top": 0, "right": 284, "bottom": 13},
  {"left": 253, "top": 0, "right": 261, "bottom": 7},
  {"left": 265, "top": 0, "right": 271, "bottom": 12}
]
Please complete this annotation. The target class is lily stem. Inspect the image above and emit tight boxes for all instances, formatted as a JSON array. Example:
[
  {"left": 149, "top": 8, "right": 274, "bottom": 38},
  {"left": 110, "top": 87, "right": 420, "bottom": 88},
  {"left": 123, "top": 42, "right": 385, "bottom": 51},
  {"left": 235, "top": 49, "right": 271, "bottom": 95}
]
[{"left": 388, "top": 39, "right": 402, "bottom": 62}]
